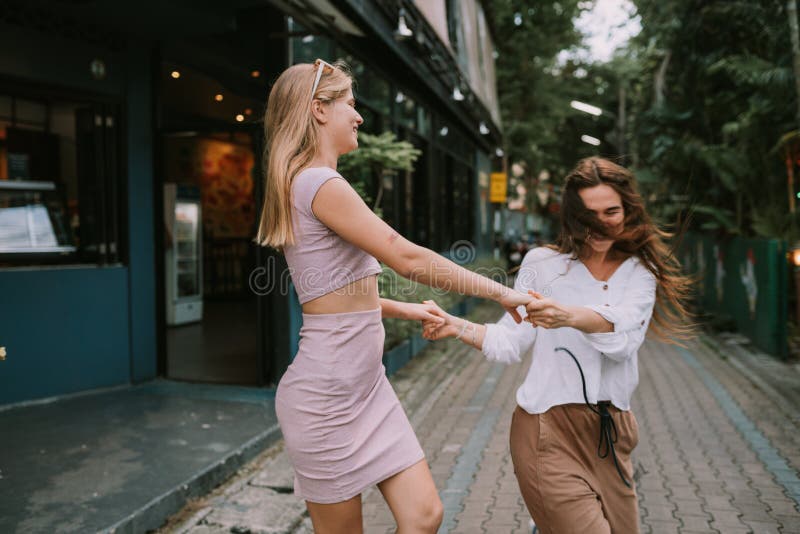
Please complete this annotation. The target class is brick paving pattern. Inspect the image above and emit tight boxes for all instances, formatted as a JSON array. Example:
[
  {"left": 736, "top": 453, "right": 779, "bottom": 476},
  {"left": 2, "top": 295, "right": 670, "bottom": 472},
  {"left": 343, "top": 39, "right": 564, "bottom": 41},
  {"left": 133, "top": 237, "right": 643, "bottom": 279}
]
[{"left": 161, "top": 302, "right": 800, "bottom": 533}]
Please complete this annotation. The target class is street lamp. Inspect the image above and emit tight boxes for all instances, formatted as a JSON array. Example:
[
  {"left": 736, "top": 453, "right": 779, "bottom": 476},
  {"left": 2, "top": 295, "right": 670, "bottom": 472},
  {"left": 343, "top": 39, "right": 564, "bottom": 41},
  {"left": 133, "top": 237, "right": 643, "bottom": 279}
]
[
  {"left": 581, "top": 134, "right": 601, "bottom": 146},
  {"left": 570, "top": 100, "right": 603, "bottom": 117},
  {"left": 571, "top": 99, "right": 626, "bottom": 160}
]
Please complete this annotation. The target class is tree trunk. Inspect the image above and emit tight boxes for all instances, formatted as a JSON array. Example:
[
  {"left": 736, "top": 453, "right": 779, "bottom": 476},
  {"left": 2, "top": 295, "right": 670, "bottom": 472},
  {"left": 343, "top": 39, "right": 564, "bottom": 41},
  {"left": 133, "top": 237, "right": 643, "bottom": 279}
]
[
  {"left": 617, "top": 84, "right": 627, "bottom": 163},
  {"left": 788, "top": 149, "right": 796, "bottom": 213},
  {"left": 788, "top": 0, "right": 800, "bottom": 127},
  {"left": 653, "top": 51, "right": 671, "bottom": 107}
]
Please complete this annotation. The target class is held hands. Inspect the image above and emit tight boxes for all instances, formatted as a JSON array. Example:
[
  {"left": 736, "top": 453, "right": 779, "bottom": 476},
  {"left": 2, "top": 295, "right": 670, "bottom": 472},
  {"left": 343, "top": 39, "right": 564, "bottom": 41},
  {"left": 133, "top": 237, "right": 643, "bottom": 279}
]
[
  {"left": 401, "top": 301, "right": 447, "bottom": 327},
  {"left": 417, "top": 288, "right": 575, "bottom": 342},
  {"left": 419, "top": 300, "right": 463, "bottom": 341},
  {"left": 524, "top": 290, "right": 574, "bottom": 329},
  {"left": 498, "top": 289, "right": 536, "bottom": 323}
]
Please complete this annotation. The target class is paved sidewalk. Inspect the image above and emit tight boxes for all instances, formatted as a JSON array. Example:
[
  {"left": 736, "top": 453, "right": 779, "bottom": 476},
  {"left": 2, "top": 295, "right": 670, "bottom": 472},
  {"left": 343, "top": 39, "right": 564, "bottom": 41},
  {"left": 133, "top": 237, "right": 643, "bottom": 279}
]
[
  {"left": 0, "top": 381, "right": 280, "bottom": 534},
  {"left": 161, "top": 302, "right": 800, "bottom": 533}
]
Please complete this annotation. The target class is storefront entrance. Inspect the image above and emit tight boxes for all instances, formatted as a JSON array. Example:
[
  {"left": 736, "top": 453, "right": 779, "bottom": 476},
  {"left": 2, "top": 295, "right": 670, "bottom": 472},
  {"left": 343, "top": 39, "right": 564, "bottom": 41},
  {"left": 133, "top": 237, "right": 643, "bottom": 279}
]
[
  {"left": 161, "top": 131, "right": 260, "bottom": 384},
  {"left": 157, "top": 59, "right": 267, "bottom": 386}
]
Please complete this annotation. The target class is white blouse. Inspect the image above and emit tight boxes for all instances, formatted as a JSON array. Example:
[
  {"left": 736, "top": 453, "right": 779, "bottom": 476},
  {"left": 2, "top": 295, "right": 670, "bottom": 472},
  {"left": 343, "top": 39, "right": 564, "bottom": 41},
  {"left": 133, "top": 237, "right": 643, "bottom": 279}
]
[{"left": 482, "top": 247, "right": 657, "bottom": 414}]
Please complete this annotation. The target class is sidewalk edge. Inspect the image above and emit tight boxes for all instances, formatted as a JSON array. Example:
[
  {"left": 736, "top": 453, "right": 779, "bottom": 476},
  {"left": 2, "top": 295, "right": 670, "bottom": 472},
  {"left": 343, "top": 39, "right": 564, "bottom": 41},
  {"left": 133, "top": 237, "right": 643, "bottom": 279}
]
[{"left": 101, "top": 422, "right": 282, "bottom": 534}]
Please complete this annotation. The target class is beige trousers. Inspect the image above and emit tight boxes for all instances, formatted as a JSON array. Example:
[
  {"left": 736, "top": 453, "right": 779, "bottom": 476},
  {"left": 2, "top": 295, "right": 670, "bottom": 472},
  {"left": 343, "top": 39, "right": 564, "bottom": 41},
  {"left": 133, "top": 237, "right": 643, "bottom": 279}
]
[{"left": 509, "top": 404, "right": 640, "bottom": 534}]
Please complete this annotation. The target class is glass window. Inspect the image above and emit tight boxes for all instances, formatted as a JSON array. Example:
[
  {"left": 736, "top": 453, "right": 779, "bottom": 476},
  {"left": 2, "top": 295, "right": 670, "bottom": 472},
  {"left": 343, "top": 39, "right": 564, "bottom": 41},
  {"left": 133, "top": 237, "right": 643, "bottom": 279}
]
[
  {"left": 0, "top": 93, "right": 122, "bottom": 266},
  {"left": 289, "top": 19, "right": 333, "bottom": 65},
  {"left": 0, "top": 182, "right": 74, "bottom": 254},
  {"left": 357, "top": 103, "right": 382, "bottom": 135},
  {"left": 417, "top": 106, "right": 431, "bottom": 138},
  {"left": 398, "top": 95, "right": 416, "bottom": 131},
  {"left": 329, "top": 48, "right": 389, "bottom": 117}
]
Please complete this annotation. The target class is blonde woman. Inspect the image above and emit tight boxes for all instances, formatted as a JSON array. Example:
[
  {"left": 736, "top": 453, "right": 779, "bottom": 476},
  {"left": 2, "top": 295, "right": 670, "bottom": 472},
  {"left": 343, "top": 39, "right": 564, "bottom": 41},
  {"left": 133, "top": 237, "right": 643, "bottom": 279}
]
[
  {"left": 256, "top": 59, "right": 532, "bottom": 534},
  {"left": 423, "top": 158, "right": 693, "bottom": 534}
]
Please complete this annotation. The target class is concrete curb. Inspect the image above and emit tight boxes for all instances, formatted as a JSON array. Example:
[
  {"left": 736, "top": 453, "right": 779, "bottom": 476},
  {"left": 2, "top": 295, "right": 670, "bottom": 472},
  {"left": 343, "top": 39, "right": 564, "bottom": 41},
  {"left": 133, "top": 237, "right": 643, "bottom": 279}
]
[{"left": 102, "top": 423, "right": 282, "bottom": 534}]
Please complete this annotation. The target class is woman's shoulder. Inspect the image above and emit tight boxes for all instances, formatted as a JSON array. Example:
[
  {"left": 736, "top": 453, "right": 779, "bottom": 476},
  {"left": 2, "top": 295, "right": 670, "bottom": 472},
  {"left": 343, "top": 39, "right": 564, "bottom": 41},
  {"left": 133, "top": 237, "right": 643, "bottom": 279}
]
[
  {"left": 294, "top": 166, "right": 344, "bottom": 187},
  {"left": 292, "top": 167, "right": 347, "bottom": 211}
]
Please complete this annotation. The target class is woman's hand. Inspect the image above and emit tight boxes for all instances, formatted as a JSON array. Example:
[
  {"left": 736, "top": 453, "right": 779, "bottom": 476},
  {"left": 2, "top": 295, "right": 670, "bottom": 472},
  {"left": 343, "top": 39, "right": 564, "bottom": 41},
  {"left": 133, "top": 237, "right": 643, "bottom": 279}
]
[
  {"left": 498, "top": 289, "right": 535, "bottom": 323},
  {"left": 420, "top": 300, "right": 462, "bottom": 340},
  {"left": 524, "top": 290, "right": 575, "bottom": 329},
  {"left": 400, "top": 301, "right": 447, "bottom": 326}
]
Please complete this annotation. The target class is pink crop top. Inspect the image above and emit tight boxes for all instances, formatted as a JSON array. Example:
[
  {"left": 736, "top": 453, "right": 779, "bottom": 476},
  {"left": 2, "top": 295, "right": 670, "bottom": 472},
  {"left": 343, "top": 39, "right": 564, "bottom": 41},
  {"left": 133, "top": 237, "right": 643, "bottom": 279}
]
[{"left": 283, "top": 166, "right": 383, "bottom": 304}]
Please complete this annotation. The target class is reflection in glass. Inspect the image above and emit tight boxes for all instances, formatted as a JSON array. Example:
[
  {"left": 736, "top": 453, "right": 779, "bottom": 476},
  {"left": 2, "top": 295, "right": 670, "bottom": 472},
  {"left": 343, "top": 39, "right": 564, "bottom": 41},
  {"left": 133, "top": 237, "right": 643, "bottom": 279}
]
[{"left": 0, "top": 183, "right": 75, "bottom": 254}]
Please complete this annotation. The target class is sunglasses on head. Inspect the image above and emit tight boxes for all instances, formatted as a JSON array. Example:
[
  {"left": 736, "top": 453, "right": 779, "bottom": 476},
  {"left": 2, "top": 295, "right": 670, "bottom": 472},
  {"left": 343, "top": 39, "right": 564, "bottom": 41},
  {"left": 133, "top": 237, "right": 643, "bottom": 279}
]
[{"left": 310, "top": 59, "right": 335, "bottom": 102}]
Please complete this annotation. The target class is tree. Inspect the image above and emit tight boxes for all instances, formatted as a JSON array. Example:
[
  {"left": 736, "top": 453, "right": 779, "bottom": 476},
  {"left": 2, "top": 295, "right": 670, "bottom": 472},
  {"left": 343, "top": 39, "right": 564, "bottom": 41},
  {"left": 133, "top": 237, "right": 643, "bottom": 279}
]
[
  {"left": 337, "top": 131, "right": 421, "bottom": 216},
  {"left": 623, "top": 0, "right": 797, "bottom": 237}
]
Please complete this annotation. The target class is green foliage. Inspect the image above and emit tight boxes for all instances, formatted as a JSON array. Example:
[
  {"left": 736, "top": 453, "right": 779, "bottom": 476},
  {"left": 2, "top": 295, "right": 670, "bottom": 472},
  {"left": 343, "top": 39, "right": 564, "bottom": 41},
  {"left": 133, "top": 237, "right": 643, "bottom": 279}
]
[
  {"left": 490, "top": 0, "right": 601, "bottom": 178},
  {"left": 338, "top": 131, "right": 421, "bottom": 175},
  {"left": 625, "top": 0, "right": 797, "bottom": 237},
  {"left": 338, "top": 131, "right": 421, "bottom": 215},
  {"left": 486, "top": 0, "right": 797, "bottom": 238}
]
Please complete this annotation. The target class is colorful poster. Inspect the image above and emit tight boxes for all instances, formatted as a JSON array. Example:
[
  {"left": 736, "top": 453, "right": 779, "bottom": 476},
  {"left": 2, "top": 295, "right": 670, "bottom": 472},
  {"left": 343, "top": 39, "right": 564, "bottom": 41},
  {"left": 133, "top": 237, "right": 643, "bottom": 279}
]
[{"left": 165, "top": 136, "right": 255, "bottom": 238}]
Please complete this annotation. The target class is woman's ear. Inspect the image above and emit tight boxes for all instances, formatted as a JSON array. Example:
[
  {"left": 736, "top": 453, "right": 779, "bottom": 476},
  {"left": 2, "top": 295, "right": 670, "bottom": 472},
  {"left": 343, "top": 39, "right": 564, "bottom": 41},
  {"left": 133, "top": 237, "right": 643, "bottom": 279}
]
[{"left": 311, "top": 99, "right": 329, "bottom": 124}]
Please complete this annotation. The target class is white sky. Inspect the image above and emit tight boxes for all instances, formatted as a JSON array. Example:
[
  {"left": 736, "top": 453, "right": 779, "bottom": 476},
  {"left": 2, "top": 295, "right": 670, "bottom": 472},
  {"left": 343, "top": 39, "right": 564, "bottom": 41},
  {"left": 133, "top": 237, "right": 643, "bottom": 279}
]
[{"left": 569, "top": 0, "right": 642, "bottom": 63}]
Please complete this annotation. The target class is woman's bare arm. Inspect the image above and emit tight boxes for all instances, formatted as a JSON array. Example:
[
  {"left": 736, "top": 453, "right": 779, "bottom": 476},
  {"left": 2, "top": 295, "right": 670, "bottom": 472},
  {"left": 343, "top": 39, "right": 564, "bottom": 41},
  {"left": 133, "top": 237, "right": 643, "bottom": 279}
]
[{"left": 313, "top": 178, "right": 531, "bottom": 321}]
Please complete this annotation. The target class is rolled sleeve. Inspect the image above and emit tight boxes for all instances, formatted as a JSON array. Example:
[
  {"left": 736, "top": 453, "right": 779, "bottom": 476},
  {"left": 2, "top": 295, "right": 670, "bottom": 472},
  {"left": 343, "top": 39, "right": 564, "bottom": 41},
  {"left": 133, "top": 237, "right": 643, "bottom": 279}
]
[
  {"left": 581, "top": 263, "right": 657, "bottom": 362},
  {"left": 481, "top": 259, "right": 539, "bottom": 364},
  {"left": 482, "top": 317, "right": 536, "bottom": 364}
]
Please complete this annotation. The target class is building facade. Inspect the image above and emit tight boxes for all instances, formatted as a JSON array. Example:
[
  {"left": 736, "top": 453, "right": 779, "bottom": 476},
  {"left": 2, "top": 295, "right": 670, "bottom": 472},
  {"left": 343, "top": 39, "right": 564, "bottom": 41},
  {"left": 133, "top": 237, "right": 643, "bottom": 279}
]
[{"left": 0, "top": 0, "right": 503, "bottom": 406}]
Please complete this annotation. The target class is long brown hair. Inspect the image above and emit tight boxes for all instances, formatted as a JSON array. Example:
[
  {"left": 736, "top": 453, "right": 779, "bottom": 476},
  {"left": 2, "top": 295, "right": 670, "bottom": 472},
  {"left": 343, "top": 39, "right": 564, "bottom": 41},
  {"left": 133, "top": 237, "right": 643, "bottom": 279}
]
[
  {"left": 255, "top": 60, "right": 353, "bottom": 249},
  {"left": 553, "top": 157, "right": 695, "bottom": 343}
]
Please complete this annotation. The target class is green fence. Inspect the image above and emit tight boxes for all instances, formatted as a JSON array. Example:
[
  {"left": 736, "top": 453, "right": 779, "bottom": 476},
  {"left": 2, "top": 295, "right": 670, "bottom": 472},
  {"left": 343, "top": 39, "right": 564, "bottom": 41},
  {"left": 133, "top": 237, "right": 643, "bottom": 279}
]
[{"left": 680, "top": 233, "right": 788, "bottom": 358}]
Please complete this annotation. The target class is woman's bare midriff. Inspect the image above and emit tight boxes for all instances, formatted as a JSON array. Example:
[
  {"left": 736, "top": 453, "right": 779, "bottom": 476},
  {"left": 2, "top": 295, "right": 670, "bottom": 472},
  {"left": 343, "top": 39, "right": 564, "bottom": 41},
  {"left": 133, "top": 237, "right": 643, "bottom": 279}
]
[{"left": 301, "top": 275, "right": 380, "bottom": 314}]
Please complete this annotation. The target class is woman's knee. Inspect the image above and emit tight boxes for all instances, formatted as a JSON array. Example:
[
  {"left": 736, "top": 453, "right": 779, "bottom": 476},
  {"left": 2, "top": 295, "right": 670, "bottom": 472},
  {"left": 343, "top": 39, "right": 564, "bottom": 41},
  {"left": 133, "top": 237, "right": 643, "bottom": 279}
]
[{"left": 413, "top": 496, "right": 443, "bottom": 531}]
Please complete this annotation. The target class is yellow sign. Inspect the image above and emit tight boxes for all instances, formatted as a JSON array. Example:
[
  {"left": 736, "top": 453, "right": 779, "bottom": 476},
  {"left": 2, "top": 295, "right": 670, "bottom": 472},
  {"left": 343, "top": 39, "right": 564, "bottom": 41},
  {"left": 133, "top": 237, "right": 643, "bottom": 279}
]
[{"left": 490, "top": 172, "right": 507, "bottom": 203}]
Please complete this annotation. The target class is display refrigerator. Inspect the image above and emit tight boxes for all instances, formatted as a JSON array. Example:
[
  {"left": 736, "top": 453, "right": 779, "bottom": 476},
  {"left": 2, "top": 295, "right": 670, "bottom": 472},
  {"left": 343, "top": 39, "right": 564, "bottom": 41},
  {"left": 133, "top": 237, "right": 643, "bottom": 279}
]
[{"left": 164, "top": 183, "right": 203, "bottom": 325}]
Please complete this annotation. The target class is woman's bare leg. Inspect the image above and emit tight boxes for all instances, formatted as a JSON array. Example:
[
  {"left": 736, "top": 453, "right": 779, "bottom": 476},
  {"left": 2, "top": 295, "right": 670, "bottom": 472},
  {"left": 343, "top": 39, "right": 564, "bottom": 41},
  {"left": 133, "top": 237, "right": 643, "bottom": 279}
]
[
  {"left": 377, "top": 459, "right": 443, "bottom": 533},
  {"left": 306, "top": 494, "right": 363, "bottom": 534}
]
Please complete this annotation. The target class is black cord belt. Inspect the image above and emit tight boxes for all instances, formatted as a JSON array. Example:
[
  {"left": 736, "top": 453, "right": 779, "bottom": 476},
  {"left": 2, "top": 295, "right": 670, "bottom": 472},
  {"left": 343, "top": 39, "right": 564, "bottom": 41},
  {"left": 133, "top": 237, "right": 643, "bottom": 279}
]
[{"left": 555, "top": 346, "right": 632, "bottom": 488}]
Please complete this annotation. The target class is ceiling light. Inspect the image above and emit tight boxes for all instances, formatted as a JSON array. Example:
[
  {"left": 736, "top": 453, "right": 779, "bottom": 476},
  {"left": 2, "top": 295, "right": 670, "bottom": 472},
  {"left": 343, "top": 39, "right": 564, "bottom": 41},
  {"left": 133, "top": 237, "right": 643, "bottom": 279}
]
[
  {"left": 214, "top": 94, "right": 224, "bottom": 102},
  {"left": 171, "top": 71, "right": 180, "bottom": 79},
  {"left": 452, "top": 87, "right": 465, "bottom": 101},
  {"left": 395, "top": 8, "right": 413, "bottom": 40},
  {"left": 479, "top": 122, "right": 490, "bottom": 135}
]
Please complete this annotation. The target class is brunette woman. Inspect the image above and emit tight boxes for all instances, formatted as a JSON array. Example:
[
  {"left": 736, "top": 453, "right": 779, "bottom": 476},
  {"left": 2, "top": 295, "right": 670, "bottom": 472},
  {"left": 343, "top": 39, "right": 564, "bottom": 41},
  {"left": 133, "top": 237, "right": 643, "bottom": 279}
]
[{"left": 423, "top": 157, "right": 693, "bottom": 534}]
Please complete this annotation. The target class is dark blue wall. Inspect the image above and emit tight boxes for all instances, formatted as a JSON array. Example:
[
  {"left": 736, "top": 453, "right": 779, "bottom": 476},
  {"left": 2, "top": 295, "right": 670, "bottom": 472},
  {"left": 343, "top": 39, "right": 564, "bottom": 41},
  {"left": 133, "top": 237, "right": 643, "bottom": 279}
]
[
  {"left": 0, "top": 32, "right": 159, "bottom": 405},
  {"left": 125, "top": 44, "right": 157, "bottom": 382},
  {"left": 0, "top": 267, "right": 131, "bottom": 404}
]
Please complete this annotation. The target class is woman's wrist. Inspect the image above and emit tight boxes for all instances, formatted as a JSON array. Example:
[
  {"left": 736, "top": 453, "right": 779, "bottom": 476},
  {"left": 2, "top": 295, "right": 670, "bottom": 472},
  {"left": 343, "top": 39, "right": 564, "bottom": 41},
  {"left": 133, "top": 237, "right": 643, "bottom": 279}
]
[
  {"left": 455, "top": 319, "right": 470, "bottom": 340},
  {"left": 399, "top": 301, "right": 414, "bottom": 321},
  {"left": 564, "top": 305, "right": 579, "bottom": 329},
  {"left": 493, "top": 283, "right": 511, "bottom": 302}
]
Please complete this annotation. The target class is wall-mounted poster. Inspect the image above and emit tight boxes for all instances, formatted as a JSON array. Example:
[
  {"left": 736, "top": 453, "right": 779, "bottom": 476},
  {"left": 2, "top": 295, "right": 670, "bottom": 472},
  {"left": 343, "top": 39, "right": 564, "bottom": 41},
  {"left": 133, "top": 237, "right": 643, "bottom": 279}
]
[{"left": 164, "top": 136, "right": 255, "bottom": 238}]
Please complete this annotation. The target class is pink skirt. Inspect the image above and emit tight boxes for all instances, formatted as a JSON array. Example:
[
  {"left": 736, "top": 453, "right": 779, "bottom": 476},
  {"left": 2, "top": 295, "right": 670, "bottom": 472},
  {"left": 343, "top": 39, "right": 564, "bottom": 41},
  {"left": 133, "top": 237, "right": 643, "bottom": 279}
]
[{"left": 275, "top": 308, "right": 425, "bottom": 504}]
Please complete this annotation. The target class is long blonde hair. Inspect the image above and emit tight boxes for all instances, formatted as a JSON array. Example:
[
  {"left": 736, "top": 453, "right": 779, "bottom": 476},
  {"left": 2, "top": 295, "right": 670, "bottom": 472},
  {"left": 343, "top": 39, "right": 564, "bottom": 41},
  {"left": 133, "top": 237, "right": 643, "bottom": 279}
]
[{"left": 255, "top": 60, "right": 353, "bottom": 249}]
